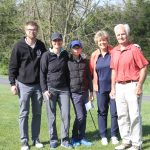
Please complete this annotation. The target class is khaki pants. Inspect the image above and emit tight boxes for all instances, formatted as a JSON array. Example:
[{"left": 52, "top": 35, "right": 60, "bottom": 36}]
[{"left": 115, "top": 82, "right": 142, "bottom": 147}]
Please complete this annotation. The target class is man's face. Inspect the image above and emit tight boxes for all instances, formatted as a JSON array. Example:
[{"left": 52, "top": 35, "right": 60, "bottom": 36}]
[
  {"left": 72, "top": 45, "right": 82, "bottom": 56},
  {"left": 25, "top": 25, "right": 38, "bottom": 39},
  {"left": 115, "top": 27, "right": 128, "bottom": 45}
]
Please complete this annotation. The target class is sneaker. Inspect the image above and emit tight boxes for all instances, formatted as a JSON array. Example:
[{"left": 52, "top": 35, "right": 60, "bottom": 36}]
[
  {"left": 61, "top": 140, "right": 73, "bottom": 149},
  {"left": 33, "top": 139, "right": 43, "bottom": 148},
  {"left": 115, "top": 143, "right": 131, "bottom": 150},
  {"left": 80, "top": 138, "right": 93, "bottom": 146},
  {"left": 21, "top": 142, "right": 29, "bottom": 150},
  {"left": 50, "top": 141, "right": 57, "bottom": 149},
  {"left": 128, "top": 145, "right": 141, "bottom": 150},
  {"left": 71, "top": 138, "right": 80, "bottom": 147},
  {"left": 111, "top": 136, "right": 119, "bottom": 145},
  {"left": 101, "top": 137, "right": 108, "bottom": 146}
]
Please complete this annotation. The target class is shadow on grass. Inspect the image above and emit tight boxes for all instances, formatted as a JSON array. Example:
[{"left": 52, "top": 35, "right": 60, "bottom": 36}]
[
  {"left": 142, "top": 125, "right": 150, "bottom": 150},
  {"left": 86, "top": 128, "right": 120, "bottom": 142}
]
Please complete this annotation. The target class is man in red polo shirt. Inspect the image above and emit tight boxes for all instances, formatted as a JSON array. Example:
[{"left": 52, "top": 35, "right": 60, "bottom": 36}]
[{"left": 110, "top": 24, "right": 149, "bottom": 150}]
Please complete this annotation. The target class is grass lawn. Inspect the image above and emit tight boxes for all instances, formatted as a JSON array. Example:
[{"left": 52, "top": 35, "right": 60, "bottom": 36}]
[{"left": 0, "top": 84, "right": 150, "bottom": 150}]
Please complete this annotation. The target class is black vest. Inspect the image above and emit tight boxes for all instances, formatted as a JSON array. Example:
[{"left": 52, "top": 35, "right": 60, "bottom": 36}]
[{"left": 68, "top": 55, "right": 89, "bottom": 92}]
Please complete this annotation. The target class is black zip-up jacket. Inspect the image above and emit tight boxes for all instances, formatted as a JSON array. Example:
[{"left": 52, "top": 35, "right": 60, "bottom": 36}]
[
  {"left": 40, "top": 50, "right": 69, "bottom": 92},
  {"left": 68, "top": 53, "right": 93, "bottom": 93},
  {"left": 9, "top": 37, "right": 46, "bottom": 85}
]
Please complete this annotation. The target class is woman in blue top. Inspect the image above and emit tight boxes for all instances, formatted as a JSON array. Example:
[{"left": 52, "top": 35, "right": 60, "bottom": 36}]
[{"left": 94, "top": 30, "right": 119, "bottom": 145}]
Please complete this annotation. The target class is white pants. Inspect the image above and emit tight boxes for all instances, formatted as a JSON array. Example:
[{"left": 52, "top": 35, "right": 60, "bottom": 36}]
[{"left": 115, "top": 82, "right": 142, "bottom": 146}]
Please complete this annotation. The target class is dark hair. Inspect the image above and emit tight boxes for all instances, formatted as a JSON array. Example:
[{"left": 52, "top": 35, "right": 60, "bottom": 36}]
[{"left": 25, "top": 21, "right": 39, "bottom": 30}]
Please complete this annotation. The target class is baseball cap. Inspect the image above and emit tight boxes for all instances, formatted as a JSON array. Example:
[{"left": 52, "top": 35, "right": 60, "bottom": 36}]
[
  {"left": 70, "top": 40, "right": 82, "bottom": 49},
  {"left": 51, "top": 32, "right": 63, "bottom": 41}
]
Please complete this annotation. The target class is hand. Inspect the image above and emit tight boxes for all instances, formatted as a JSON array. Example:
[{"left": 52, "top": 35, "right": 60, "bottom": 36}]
[
  {"left": 135, "top": 84, "right": 142, "bottom": 97},
  {"left": 43, "top": 90, "right": 51, "bottom": 100},
  {"left": 11, "top": 85, "right": 18, "bottom": 95},
  {"left": 109, "top": 88, "right": 116, "bottom": 99},
  {"left": 89, "top": 92, "right": 94, "bottom": 101}
]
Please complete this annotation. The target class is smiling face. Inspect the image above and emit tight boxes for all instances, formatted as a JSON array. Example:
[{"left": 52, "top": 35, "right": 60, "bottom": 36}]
[
  {"left": 72, "top": 45, "right": 82, "bottom": 56},
  {"left": 97, "top": 37, "right": 108, "bottom": 51},
  {"left": 51, "top": 39, "right": 63, "bottom": 50},
  {"left": 25, "top": 25, "right": 38, "bottom": 40},
  {"left": 115, "top": 26, "right": 129, "bottom": 45}
]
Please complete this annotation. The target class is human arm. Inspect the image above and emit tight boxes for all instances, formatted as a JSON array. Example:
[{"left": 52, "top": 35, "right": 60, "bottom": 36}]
[
  {"left": 110, "top": 69, "right": 116, "bottom": 99},
  {"left": 40, "top": 52, "right": 48, "bottom": 93},
  {"left": 136, "top": 65, "right": 148, "bottom": 96},
  {"left": 86, "top": 59, "right": 94, "bottom": 101},
  {"left": 9, "top": 46, "right": 20, "bottom": 95}
]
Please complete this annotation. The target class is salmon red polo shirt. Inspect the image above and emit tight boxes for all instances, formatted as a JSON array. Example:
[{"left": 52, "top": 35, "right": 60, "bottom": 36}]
[{"left": 110, "top": 44, "right": 149, "bottom": 82}]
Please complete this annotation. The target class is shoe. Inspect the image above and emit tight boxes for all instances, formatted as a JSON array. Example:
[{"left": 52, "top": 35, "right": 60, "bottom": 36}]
[
  {"left": 50, "top": 141, "right": 57, "bottom": 149},
  {"left": 71, "top": 138, "right": 80, "bottom": 147},
  {"left": 115, "top": 143, "right": 131, "bottom": 150},
  {"left": 21, "top": 141, "right": 29, "bottom": 150},
  {"left": 80, "top": 138, "right": 93, "bottom": 146},
  {"left": 111, "top": 136, "right": 119, "bottom": 145},
  {"left": 33, "top": 139, "right": 43, "bottom": 148},
  {"left": 61, "top": 140, "right": 73, "bottom": 149},
  {"left": 101, "top": 137, "right": 108, "bottom": 146},
  {"left": 127, "top": 145, "right": 141, "bottom": 150}
]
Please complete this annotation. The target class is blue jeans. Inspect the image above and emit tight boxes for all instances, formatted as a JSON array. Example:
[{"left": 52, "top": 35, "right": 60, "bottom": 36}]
[
  {"left": 96, "top": 91, "right": 118, "bottom": 138},
  {"left": 71, "top": 91, "right": 88, "bottom": 140},
  {"left": 17, "top": 81, "right": 43, "bottom": 143},
  {"left": 44, "top": 87, "right": 70, "bottom": 143}
]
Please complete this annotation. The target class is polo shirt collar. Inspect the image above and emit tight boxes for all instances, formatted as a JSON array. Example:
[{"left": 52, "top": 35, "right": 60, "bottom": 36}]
[{"left": 115, "top": 43, "right": 133, "bottom": 51}]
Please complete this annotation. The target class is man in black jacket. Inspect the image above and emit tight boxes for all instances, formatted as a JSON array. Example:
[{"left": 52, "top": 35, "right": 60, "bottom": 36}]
[{"left": 9, "top": 21, "right": 46, "bottom": 150}]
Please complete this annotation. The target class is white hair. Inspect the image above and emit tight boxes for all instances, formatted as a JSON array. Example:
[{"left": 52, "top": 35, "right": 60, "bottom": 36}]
[{"left": 114, "top": 24, "right": 130, "bottom": 36}]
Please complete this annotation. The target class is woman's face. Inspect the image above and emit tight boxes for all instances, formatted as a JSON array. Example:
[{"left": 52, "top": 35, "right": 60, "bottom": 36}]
[
  {"left": 97, "top": 37, "right": 108, "bottom": 51},
  {"left": 52, "top": 39, "right": 63, "bottom": 49}
]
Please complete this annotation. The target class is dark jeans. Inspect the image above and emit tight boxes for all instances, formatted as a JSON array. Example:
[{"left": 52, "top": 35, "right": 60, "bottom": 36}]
[
  {"left": 17, "top": 82, "right": 43, "bottom": 143},
  {"left": 44, "top": 87, "right": 70, "bottom": 143},
  {"left": 96, "top": 91, "right": 118, "bottom": 138},
  {"left": 71, "top": 91, "right": 88, "bottom": 140}
]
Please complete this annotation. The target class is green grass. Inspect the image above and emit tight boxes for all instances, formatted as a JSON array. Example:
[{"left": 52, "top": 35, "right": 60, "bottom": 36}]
[
  {"left": 0, "top": 85, "right": 150, "bottom": 150},
  {"left": 143, "top": 76, "right": 150, "bottom": 95}
]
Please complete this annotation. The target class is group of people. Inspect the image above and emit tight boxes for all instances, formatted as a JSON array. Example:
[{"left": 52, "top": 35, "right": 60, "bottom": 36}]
[{"left": 8, "top": 20, "right": 148, "bottom": 150}]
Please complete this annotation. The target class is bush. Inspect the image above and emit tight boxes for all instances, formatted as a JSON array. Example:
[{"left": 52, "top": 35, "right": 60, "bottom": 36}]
[{"left": 0, "top": 63, "right": 8, "bottom": 75}]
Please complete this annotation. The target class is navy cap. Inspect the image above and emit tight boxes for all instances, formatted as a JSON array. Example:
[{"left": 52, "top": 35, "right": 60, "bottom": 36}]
[
  {"left": 70, "top": 40, "right": 82, "bottom": 49},
  {"left": 51, "top": 32, "right": 63, "bottom": 41}
]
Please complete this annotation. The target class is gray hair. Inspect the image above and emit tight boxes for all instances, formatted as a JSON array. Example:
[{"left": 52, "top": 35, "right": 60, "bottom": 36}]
[
  {"left": 114, "top": 24, "right": 130, "bottom": 36},
  {"left": 94, "top": 30, "right": 109, "bottom": 44}
]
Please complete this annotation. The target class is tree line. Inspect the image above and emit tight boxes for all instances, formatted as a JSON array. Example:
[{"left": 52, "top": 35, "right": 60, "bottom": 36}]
[{"left": 0, "top": 0, "right": 149, "bottom": 75}]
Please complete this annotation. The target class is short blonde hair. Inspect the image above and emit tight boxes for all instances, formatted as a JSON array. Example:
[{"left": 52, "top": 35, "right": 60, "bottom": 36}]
[
  {"left": 94, "top": 30, "right": 109, "bottom": 44},
  {"left": 24, "top": 21, "right": 39, "bottom": 30}
]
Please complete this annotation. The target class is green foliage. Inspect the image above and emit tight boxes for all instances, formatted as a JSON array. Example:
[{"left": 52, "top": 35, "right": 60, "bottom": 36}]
[{"left": 0, "top": 0, "right": 149, "bottom": 75}]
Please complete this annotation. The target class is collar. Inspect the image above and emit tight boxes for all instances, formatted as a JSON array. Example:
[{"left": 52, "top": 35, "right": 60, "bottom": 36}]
[
  {"left": 49, "top": 47, "right": 64, "bottom": 57},
  {"left": 115, "top": 43, "right": 133, "bottom": 51}
]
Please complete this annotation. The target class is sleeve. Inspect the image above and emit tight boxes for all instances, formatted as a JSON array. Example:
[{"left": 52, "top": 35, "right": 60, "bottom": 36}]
[
  {"left": 110, "top": 52, "right": 115, "bottom": 69},
  {"left": 86, "top": 59, "right": 93, "bottom": 92},
  {"left": 132, "top": 47, "right": 149, "bottom": 69},
  {"left": 8, "top": 46, "right": 20, "bottom": 86},
  {"left": 89, "top": 54, "right": 94, "bottom": 78},
  {"left": 65, "top": 52, "right": 70, "bottom": 88},
  {"left": 40, "top": 52, "right": 48, "bottom": 92}
]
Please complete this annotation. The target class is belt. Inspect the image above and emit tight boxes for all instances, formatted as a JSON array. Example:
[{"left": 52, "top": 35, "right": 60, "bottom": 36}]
[{"left": 117, "top": 80, "right": 138, "bottom": 84}]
